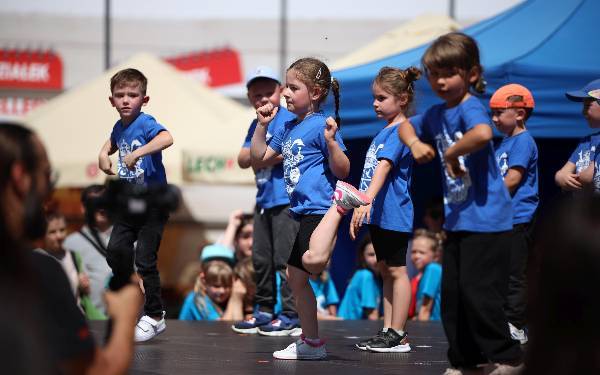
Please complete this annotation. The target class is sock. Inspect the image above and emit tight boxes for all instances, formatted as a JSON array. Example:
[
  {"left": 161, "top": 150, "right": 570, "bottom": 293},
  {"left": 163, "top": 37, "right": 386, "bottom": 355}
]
[
  {"left": 382, "top": 327, "right": 389, "bottom": 332},
  {"left": 301, "top": 334, "right": 325, "bottom": 347},
  {"left": 391, "top": 328, "right": 405, "bottom": 336}
]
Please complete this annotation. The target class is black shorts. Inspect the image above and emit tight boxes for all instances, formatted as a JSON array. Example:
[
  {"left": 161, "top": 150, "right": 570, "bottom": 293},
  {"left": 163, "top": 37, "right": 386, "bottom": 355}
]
[
  {"left": 287, "top": 214, "right": 324, "bottom": 273},
  {"left": 368, "top": 225, "right": 410, "bottom": 267}
]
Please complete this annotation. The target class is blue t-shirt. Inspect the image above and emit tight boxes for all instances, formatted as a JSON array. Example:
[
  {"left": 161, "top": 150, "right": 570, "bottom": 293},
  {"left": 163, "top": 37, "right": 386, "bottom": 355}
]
[
  {"left": 568, "top": 131, "right": 600, "bottom": 173},
  {"left": 359, "top": 124, "right": 413, "bottom": 232},
  {"left": 269, "top": 112, "right": 347, "bottom": 216},
  {"left": 178, "top": 292, "right": 221, "bottom": 321},
  {"left": 110, "top": 112, "right": 167, "bottom": 185},
  {"left": 495, "top": 131, "right": 539, "bottom": 224},
  {"left": 410, "top": 96, "right": 513, "bottom": 232},
  {"left": 415, "top": 262, "right": 442, "bottom": 321},
  {"left": 309, "top": 276, "right": 340, "bottom": 315},
  {"left": 338, "top": 269, "right": 381, "bottom": 320},
  {"left": 243, "top": 107, "right": 296, "bottom": 209}
]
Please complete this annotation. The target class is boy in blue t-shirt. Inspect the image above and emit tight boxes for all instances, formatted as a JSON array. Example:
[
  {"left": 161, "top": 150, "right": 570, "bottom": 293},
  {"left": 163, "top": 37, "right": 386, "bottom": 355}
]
[
  {"left": 490, "top": 84, "right": 539, "bottom": 345},
  {"left": 556, "top": 79, "right": 600, "bottom": 191},
  {"left": 98, "top": 68, "right": 173, "bottom": 342},
  {"left": 563, "top": 79, "right": 600, "bottom": 193},
  {"left": 232, "top": 67, "right": 301, "bottom": 336}
]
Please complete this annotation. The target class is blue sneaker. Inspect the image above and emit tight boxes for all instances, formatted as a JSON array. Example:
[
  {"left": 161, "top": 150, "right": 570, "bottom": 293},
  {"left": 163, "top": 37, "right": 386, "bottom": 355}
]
[
  {"left": 231, "top": 310, "right": 273, "bottom": 334},
  {"left": 258, "top": 314, "right": 302, "bottom": 337}
]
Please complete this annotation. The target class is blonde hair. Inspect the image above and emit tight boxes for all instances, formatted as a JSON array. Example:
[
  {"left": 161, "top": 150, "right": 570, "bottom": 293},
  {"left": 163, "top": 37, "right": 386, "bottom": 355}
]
[
  {"left": 288, "top": 57, "right": 341, "bottom": 126},
  {"left": 373, "top": 66, "right": 422, "bottom": 114},
  {"left": 421, "top": 32, "right": 486, "bottom": 94},
  {"left": 195, "top": 260, "right": 234, "bottom": 293},
  {"left": 413, "top": 228, "right": 445, "bottom": 254}
]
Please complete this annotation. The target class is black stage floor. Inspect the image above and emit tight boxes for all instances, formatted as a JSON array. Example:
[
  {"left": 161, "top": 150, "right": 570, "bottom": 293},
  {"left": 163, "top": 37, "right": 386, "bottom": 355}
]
[{"left": 90, "top": 320, "right": 449, "bottom": 374}]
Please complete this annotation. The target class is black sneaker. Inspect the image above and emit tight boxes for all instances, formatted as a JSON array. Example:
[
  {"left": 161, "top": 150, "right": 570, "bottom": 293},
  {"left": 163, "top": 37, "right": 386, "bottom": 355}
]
[
  {"left": 355, "top": 329, "right": 386, "bottom": 351},
  {"left": 366, "top": 329, "right": 411, "bottom": 353}
]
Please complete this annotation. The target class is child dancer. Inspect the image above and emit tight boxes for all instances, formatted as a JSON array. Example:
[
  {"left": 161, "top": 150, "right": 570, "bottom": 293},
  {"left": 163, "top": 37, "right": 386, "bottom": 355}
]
[
  {"left": 397, "top": 32, "right": 522, "bottom": 374},
  {"left": 350, "top": 66, "right": 420, "bottom": 353},
  {"left": 251, "top": 57, "right": 369, "bottom": 360}
]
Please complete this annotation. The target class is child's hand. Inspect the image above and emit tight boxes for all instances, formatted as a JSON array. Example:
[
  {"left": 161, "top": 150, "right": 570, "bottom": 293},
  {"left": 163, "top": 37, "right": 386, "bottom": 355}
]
[
  {"left": 256, "top": 103, "right": 278, "bottom": 126},
  {"left": 324, "top": 117, "right": 339, "bottom": 143},
  {"left": 232, "top": 278, "right": 247, "bottom": 298},
  {"left": 79, "top": 273, "right": 91, "bottom": 295},
  {"left": 228, "top": 209, "right": 244, "bottom": 228},
  {"left": 410, "top": 140, "right": 435, "bottom": 163},
  {"left": 557, "top": 171, "right": 583, "bottom": 190},
  {"left": 123, "top": 152, "right": 139, "bottom": 170},
  {"left": 444, "top": 154, "right": 466, "bottom": 179},
  {"left": 350, "top": 203, "right": 371, "bottom": 240},
  {"left": 99, "top": 154, "right": 115, "bottom": 175}
]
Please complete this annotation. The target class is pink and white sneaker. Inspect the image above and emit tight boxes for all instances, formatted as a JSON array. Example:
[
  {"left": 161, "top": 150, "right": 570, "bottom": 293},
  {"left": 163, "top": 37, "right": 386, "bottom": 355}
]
[{"left": 333, "top": 181, "right": 371, "bottom": 215}]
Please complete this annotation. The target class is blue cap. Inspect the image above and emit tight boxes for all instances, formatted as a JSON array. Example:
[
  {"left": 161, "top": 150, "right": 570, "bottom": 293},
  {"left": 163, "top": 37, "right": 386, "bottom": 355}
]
[
  {"left": 246, "top": 66, "right": 280, "bottom": 88},
  {"left": 565, "top": 78, "right": 600, "bottom": 102},
  {"left": 200, "top": 244, "right": 235, "bottom": 266}
]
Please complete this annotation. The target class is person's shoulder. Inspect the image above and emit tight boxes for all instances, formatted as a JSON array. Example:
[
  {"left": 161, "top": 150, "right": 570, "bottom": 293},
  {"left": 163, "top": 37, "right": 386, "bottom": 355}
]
[
  {"left": 277, "top": 106, "right": 297, "bottom": 122},
  {"left": 425, "top": 262, "right": 442, "bottom": 274},
  {"left": 355, "top": 268, "right": 376, "bottom": 282}
]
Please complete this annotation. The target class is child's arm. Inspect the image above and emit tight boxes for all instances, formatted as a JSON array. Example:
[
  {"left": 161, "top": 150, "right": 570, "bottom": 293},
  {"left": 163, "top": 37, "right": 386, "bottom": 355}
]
[
  {"left": 98, "top": 139, "right": 117, "bottom": 175},
  {"left": 503, "top": 167, "right": 525, "bottom": 194},
  {"left": 416, "top": 296, "right": 434, "bottom": 321},
  {"left": 123, "top": 130, "right": 173, "bottom": 170},
  {"left": 444, "top": 124, "right": 492, "bottom": 178},
  {"left": 398, "top": 119, "right": 436, "bottom": 164},
  {"left": 555, "top": 161, "right": 582, "bottom": 191},
  {"left": 216, "top": 209, "right": 243, "bottom": 251},
  {"left": 221, "top": 279, "right": 245, "bottom": 321},
  {"left": 324, "top": 117, "right": 350, "bottom": 179},
  {"left": 250, "top": 103, "right": 282, "bottom": 163},
  {"left": 238, "top": 147, "right": 284, "bottom": 170},
  {"left": 349, "top": 159, "right": 392, "bottom": 240}
]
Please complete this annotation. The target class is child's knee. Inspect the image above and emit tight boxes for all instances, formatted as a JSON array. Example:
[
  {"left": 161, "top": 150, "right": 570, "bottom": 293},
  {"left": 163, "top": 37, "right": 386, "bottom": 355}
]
[{"left": 301, "top": 250, "right": 327, "bottom": 274}]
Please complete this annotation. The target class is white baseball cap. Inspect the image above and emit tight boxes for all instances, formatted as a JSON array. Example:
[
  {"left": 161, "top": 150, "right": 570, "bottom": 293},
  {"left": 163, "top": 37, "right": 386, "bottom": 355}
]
[{"left": 246, "top": 66, "right": 280, "bottom": 87}]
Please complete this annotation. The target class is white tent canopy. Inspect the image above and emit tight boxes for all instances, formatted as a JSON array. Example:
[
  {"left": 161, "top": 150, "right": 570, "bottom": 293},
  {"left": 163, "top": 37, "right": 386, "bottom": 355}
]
[
  {"left": 332, "top": 14, "right": 460, "bottom": 71},
  {"left": 26, "top": 53, "right": 257, "bottom": 223}
]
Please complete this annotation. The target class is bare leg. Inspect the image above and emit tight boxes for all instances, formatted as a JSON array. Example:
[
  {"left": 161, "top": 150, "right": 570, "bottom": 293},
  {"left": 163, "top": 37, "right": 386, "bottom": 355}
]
[
  {"left": 389, "top": 265, "right": 411, "bottom": 331},
  {"left": 379, "top": 262, "right": 392, "bottom": 328},
  {"left": 302, "top": 205, "right": 342, "bottom": 274},
  {"left": 287, "top": 265, "right": 319, "bottom": 339}
]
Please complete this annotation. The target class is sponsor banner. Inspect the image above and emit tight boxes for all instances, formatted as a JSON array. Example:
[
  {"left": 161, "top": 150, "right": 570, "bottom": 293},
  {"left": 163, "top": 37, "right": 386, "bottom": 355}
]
[
  {"left": 182, "top": 150, "right": 253, "bottom": 184},
  {"left": 165, "top": 48, "right": 242, "bottom": 88},
  {"left": 0, "top": 50, "right": 63, "bottom": 90},
  {"left": 0, "top": 96, "right": 46, "bottom": 117}
]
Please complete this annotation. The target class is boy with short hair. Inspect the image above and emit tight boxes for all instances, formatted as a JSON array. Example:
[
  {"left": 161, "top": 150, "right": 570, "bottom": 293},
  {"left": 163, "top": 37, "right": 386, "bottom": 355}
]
[
  {"left": 555, "top": 79, "right": 600, "bottom": 191},
  {"left": 490, "top": 83, "right": 539, "bottom": 345},
  {"left": 563, "top": 79, "right": 600, "bottom": 192},
  {"left": 98, "top": 68, "right": 174, "bottom": 342},
  {"left": 231, "top": 66, "right": 301, "bottom": 336}
]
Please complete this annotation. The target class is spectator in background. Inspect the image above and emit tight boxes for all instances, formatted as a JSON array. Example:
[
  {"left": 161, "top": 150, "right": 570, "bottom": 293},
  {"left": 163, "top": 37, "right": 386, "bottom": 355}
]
[
  {"left": 64, "top": 184, "right": 113, "bottom": 317},
  {"left": 338, "top": 234, "right": 382, "bottom": 321},
  {"left": 409, "top": 229, "right": 443, "bottom": 322},
  {"left": 309, "top": 267, "right": 340, "bottom": 320},
  {"left": 218, "top": 209, "right": 254, "bottom": 262},
  {"left": 422, "top": 197, "right": 444, "bottom": 234}
]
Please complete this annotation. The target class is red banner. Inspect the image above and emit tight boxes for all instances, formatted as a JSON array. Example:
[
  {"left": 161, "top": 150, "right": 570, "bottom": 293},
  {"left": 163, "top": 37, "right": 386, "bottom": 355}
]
[
  {"left": 0, "top": 50, "right": 63, "bottom": 90},
  {"left": 165, "top": 48, "right": 242, "bottom": 88}
]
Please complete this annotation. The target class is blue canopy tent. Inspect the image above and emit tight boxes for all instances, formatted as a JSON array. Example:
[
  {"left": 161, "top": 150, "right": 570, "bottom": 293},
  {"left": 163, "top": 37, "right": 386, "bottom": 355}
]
[
  {"left": 334, "top": 0, "right": 600, "bottom": 140},
  {"left": 328, "top": 0, "right": 600, "bottom": 297}
]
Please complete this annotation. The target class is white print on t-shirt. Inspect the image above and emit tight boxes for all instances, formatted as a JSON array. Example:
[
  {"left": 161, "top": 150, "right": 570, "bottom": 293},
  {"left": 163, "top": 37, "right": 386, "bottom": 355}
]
[
  {"left": 282, "top": 138, "right": 305, "bottom": 195},
  {"left": 575, "top": 145, "right": 595, "bottom": 173},
  {"left": 593, "top": 161, "right": 600, "bottom": 193},
  {"left": 497, "top": 152, "right": 509, "bottom": 177},
  {"left": 117, "top": 139, "right": 144, "bottom": 184},
  {"left": 435, "top": 129, "right": 472, "bottom": 205},
  {"left": 359, "top": 143, "right": 384, "bottom": 192}
]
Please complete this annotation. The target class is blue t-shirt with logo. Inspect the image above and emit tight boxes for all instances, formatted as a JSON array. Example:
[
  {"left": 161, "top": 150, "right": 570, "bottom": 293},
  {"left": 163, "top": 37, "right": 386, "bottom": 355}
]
[
  {"left": 415, "top": 262, "right": 442, "bottom": 321},
  {"left": 410, "top": 96, "right": 512, "bottom": 232},
  {"left": 495, "top": 131, "right": 539, "bottom": 224},
  {"left": 178, "top": 292, "right": 221, "bottom": 321},
  {"left": 568, "top": 131, "right": 600, "bottom": 173},
  {"left": 110, "top": 112, "right": 167, "bottom": 185},
  {"left": 269, "top": 112, "right": 346, "bottom": 216},
  {"left": 309, "top": 276, "right": 340, "bottom": 315},
  {"left": 359, "top": 124, "right": 413, "bottom": 232},
  {"left": 338, "top": 269, "right": 381, "bottom": 320},
  {"left": 243, "top": 107, "right": 296, "bottom": 209}
]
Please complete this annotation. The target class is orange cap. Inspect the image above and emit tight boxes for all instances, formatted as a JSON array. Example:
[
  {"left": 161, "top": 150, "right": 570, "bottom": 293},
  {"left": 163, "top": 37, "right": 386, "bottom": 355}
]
[{"left": 489, "top": 84, "right": 535, "bottom": 109}]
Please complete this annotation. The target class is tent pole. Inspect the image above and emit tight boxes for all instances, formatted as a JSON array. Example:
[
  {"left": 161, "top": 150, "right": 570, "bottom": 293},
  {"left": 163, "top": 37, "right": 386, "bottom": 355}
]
[
  {"left": 279, "top": 0, "right": 287, "bottom": 80},
  {"left": 104, "top": 0, "right": 111, "bottom": 70},
  {"left": 449, "top": 0, "right": 456, "bottom": 19}
]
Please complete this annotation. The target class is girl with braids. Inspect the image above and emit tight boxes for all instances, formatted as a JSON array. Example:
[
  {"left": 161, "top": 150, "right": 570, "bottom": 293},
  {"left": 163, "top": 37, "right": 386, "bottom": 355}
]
[
  {"left": 251, "top": 57, "right": 369, "bottom": 360},
  {"left": 350, "top": 66, "right": 421, "bottom": 353},
  {"left": 398, "top": 32, "right": 522, "bottom": 374}
]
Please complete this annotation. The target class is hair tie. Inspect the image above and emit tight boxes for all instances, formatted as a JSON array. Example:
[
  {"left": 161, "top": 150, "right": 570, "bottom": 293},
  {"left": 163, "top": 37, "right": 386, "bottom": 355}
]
[{"left": 315, "top": 67, "right": 322, "bottom": 80}]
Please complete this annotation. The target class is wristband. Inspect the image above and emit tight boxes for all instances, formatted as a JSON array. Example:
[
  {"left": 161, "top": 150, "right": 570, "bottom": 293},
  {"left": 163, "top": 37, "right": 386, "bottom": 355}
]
[{"left": 408, "top": 138, "right": 419, "bottom": 148}]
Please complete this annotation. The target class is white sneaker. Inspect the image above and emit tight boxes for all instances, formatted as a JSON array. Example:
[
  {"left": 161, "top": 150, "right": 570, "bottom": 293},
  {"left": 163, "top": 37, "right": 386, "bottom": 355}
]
[
  {"left": 273, "top": 336, "right": 327, "bottom": 360},
  {"left": 333, "top": 181, "right": 371, "bottom": 214},
  {"left": 484, "top": 362, "right": 524, "bottom": 375},
  {"left": 508, "top": 322, "right": 528, "bottom": 345},
  {"left": 135, "top": 311, "right": 166, "bottom": 342}
]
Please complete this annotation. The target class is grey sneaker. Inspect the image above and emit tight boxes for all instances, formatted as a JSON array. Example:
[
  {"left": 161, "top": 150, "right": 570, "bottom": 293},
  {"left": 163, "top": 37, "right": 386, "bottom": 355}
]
[{"left": 273, "top": 335, "right": 327, "bottom": 360}]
